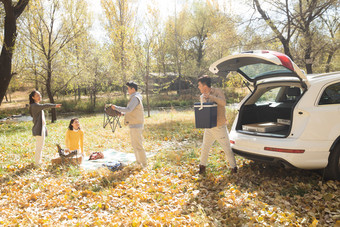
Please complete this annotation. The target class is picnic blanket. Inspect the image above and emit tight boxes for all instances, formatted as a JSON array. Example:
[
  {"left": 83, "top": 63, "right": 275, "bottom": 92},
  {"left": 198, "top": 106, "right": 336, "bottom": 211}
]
[{"left": 80, "top": 149, "right": 154, "bottom": 170}]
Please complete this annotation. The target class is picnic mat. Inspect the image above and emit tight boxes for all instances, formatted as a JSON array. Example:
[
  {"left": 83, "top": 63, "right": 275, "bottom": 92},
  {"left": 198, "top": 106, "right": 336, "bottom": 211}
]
[{"left": 80, "top": 149, "right": 155, "bottom": 170}]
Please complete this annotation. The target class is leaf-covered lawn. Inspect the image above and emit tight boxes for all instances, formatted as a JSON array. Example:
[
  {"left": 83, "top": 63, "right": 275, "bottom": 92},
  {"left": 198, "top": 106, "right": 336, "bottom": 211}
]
[{"left": 0, "top": 110, "right": 339, "bottom": 226}]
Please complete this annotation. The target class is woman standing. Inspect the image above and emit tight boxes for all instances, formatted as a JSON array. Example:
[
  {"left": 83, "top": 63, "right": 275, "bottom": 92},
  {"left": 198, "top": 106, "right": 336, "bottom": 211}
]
[{"left": 29, "top": 90, "right": 61, "bottom": 165}]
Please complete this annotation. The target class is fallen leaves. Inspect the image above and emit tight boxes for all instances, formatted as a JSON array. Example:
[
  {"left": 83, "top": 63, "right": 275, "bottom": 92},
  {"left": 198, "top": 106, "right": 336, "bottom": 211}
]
[{"left": 1, "top": 113, "right": 340, "bottom": 226}]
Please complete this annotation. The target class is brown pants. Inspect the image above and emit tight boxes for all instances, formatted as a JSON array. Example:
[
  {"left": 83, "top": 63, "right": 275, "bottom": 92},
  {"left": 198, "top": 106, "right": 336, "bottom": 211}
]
[
  {"left": 200, "top": 125, "right": 236, "bottom": 168},
  {"left": 130, "top": 127, "right": 147, "bottom": 167}
]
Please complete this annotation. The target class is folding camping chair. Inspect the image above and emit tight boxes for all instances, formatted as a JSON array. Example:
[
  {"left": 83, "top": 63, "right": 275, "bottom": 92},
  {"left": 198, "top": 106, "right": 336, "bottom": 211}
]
[{"left": 103, "top": 105, "right": 122, "bottom": 133}]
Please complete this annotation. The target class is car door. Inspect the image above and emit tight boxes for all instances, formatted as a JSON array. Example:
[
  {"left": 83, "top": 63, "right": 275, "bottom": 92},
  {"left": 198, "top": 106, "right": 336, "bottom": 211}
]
[{"left": 300, "top": 81, "right": 340, "bottom": 141}]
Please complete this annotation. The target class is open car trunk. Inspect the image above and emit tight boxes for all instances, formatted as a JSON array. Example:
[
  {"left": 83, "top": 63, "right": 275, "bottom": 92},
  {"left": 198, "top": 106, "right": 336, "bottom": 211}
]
[
  {"left": 235, "top": 83, "right": 303, "bottom": 138},
  {"left": 208, "top": 50, "right": 309, "bottom": 137}
]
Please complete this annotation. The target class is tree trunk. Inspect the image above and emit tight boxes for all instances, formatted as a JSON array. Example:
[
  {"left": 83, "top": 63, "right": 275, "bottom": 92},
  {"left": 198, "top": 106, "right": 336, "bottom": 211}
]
[
  {"left": 46, "top": 60, "right": 57, "bottom": 123},
  {"left": 0, "top": 0, "right": 30, "bottom": 105},
  {"left": 93, "top": 79, "right": 97, "bottom": 108},
  {"left": 177, "top": 64, "right": 182, "bottom": 95},
  {"left": 120, "top": 25, "right": 127, "bottom": 98},
  {"left": 93, "top": 88, "right": 97, "bottom": 109},
  {"left": 162, "top": 61, "right": 168, "bottom": 95},
  {"left": 253, "top": 0, "right": 293, "bottom": 60},
  {"left": 197, "top": 36, "right": 205, "bottom": 70},
  {"left": 78, "top": 85, "right": 81, "bottom": 100},
  {"left": 146, "top": 52, "right": 150, "bottom": 117},
  {"left": 0, "top": 4, "right": 16, "bottom": 105},
  {"left": 305, "top": 46, "right": 313, "bottom": 74},
  {"left": 46, "top": 84, "right": 57, "bottom": 123},
  {"left": 283, "top": 40, "right": 294, "bottom": 61},
  {"left": 305, "top": 62, "right": 313, "bottom": 74},
  {"left": 90, "top": 91, "right": 93, "bottom": 105},
  {"left": 325, "top": 51, "right": 334, "bottom": 73}
]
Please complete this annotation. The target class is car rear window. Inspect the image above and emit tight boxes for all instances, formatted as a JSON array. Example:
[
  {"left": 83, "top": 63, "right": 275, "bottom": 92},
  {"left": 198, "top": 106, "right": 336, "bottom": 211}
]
[
  {"left": 319, "top": 82, "right": 340, "bottom": 105},
  {"left": 255, "top": 86, "right": 302, "bottom": 105},
  {"left": 239, "top": 63, "right": 293, "bottom": 79},
  {"left": 255, "top": 87, "right": 281, "bottom": 105}
]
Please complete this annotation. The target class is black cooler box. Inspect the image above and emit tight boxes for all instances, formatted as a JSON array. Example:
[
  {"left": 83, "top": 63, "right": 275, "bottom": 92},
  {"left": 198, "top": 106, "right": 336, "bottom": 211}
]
[{"left": 194, "top": 102, "right": 217, "bottom": 128}]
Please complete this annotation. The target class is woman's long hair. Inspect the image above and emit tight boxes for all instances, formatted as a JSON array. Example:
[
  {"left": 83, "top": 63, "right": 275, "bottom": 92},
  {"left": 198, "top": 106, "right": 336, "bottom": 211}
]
[
  {"left": 68, "top": 118, "right": 80, "bottom": 130},
  {"left": 29, "top": 90, "right": 37, "bottom": 104}
]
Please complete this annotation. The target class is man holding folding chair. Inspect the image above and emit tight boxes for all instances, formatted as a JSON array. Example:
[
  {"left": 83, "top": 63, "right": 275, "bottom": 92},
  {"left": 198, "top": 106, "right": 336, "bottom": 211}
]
[{"left": 111, "top": 82, "right": 147, "bottom": 167}]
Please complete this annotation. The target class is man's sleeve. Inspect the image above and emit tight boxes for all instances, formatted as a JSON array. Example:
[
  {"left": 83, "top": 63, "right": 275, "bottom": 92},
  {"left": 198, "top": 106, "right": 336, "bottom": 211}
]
[
  {"left": 115, "top": 97, "right": 139, "bottom": 113},
  {"left": 210, "top": 89, "right": 226, "bottom": 106}
]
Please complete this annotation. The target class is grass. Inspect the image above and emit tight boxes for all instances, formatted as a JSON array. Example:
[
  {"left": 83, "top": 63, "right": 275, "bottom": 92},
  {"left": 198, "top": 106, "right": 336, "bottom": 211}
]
[
  {"left": 0, "top": 107, "right": 29, "bottom": 119},
  {"left": 0, "top": 109, "right": 208, "bottom": 170},
  {"left": 0, "top": 109, "right": 339, "bottom": 226}
]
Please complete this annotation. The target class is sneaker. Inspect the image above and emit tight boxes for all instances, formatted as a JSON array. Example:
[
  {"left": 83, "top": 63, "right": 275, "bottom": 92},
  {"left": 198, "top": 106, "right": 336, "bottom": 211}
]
[
  {"left": 231, "top": 167, "right": 238, "bottom": 174},
  {"left": 199, "top": 165, "right": 206, "bottom": 175}
]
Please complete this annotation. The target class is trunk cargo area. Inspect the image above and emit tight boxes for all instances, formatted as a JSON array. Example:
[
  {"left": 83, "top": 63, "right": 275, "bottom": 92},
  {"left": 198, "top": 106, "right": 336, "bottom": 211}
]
[{"left": 237, "top": 103, "right": 293, "bottom": 137}]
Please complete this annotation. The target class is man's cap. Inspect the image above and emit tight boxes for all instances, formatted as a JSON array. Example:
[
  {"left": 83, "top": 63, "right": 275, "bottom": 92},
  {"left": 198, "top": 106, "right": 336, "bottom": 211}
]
[{"left": 126, "top": 81, "right": 138, "bottom": 90}]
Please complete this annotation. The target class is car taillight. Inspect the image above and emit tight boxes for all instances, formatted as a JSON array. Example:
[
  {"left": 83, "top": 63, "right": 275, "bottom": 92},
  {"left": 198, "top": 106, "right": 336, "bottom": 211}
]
[
  {"left": 230, "top": 140, "right": 235, "bottom": 144},
  {"left": 264, "top": 147, "right": 305, "bottom": 153},
  {"left": 270, "top": 51, "right": 294, "bottom": 71}
]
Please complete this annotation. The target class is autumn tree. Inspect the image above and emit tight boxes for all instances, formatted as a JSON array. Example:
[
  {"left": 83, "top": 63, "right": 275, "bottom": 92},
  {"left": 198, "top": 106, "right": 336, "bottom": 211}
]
[
  {"left": 134, "top": 1, "right": 160, "bottom": 117},
  {"left": 291, "top": 0, "right": 337, "bottom": 73},
  {"left": 320, "top": 6, "right": 340, "bottom": 72},
  {"left": 253, "top": 0, "right": 338, "bottom": 74},
  {"left": 82, "top": 41, "right": 110, "bottom": 108},
  {"left": 187, "top": 0, "right": 228, "bottom": 76},
  {"left": 253, "top": 0, "right": 296, "bottom": 60},
  {"left": 204, "top": 4, "right": 239, "bottom": 61},
  {"left": 21, "top": 0, "right": 88, "bottom": 122},
  {"left": 101, "top": 0, "right": 137, "bottom": 97},
  {"left": 0, "top": 0, "right": 29, "bottom": 105},
  {"left": 164, "top": 4, "right": 191, "bottom": 95},
  {"left": 154, "top": 30, "right": 170, "bottom": 87}
]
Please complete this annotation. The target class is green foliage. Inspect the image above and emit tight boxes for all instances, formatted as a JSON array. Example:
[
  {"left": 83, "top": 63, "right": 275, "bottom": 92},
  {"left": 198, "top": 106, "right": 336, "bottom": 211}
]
[
  {"left": 225, "top": 72, "right": 245, "bottom": 88},
  {"left": 147, "top": 99, "right": 194, "bottom": 108},
  {"left": 224, "top": 87, "right": 249, "bottom": 104},
  {"left": 58, "top": 97, "right": 128, "bottom": 114},
  {"left": 112, "top": 97, "right": 129, "bottom": 107},
  {"left": 147, "top": 94, "right": 196, "bottom": 108},
  {"left": 0, "top": 108, "right": 29, "bottom": 119},
  {"left": 55, "top": 94, "right": 196, "bottom": 114}
]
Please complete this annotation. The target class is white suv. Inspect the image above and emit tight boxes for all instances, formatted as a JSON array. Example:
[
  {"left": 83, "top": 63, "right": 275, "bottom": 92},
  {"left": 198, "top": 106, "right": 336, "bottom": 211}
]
[{"left": 209, "top": 50, "right": 340, "bottom": 180}]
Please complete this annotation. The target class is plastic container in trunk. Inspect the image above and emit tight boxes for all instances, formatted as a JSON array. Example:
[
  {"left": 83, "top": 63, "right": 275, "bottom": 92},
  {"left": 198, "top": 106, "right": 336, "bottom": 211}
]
[{"left": 242, "top": 122, "right": 288, "bottom": 133}]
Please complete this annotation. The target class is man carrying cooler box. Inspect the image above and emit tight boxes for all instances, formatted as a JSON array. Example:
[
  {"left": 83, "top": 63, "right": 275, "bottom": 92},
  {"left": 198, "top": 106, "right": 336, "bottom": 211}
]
[{"left": 197, "top": 75, "right": 237, "bottom": 175}]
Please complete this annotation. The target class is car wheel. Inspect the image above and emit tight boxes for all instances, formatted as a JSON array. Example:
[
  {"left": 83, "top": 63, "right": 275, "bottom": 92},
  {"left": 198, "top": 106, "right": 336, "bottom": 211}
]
[{"left": 324, "top": 143, "right": 340, "bottom": 180}]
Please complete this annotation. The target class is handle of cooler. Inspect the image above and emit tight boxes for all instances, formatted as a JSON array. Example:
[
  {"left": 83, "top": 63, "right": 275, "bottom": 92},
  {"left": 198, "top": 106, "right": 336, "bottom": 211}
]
[{"left": 199, "top": 95, "right": 204, "bottom": 110}]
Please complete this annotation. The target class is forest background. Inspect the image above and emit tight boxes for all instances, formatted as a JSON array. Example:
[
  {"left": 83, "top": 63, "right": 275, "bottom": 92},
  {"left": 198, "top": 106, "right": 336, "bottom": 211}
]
[{"left": 0, "top": 0, "right": 339, "bottom": 121}]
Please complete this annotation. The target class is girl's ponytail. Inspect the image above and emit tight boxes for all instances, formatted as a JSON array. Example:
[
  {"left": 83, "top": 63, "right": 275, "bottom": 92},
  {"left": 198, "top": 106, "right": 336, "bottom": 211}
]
[{"left": 29, "top": 90, "right": 37, "bottom": 104}]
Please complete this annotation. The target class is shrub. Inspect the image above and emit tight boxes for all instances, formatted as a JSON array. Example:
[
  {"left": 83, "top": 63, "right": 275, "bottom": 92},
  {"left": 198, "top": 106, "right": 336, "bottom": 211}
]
[{"left": 0, "top": 107, "right": 29, "bottom": 119}]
